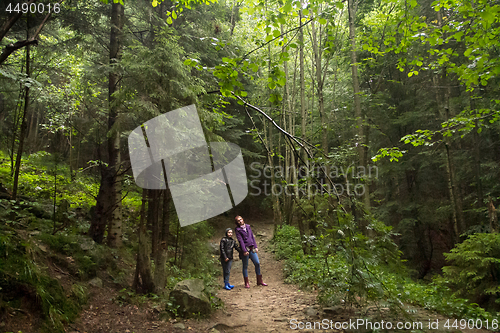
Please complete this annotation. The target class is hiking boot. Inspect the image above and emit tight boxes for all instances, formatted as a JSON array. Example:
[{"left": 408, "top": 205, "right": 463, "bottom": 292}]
[
  {"left": 256, "top": 274, "right": 268, "bottom": 286},
  {"left": 244, "top": 276, "right": 250, "bottom": 288}
]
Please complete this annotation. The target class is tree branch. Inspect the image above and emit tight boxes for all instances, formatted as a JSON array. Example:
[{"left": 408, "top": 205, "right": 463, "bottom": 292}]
[
  {"left": 0, "top": 0, "right": 37, "bottom": 43},
  {"left": 0, "top": 39, "right": 38, "bottom": 65},
  {"left": 236, "top": 94, "right": 347, "bottom": 211},
  {"left": 233, "top": 94, "right": 312, "bottom": 159},
  {"left": 0, "top": 0, "right": 63, "bottom": 65}
]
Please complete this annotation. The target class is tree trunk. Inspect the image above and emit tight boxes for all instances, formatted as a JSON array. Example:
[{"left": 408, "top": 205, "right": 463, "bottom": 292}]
[
  {"left": 230, "top": 1, "right": 239, "bottom": 36},
  {"left": 106, "top": 1, "right": 124, "bottom": 248},
  {"left": 264, "top": 5, "right": 281, "bottom": 226},
  {"left": 299, "top": 9, "right": 307, "bottom": 164},
  {"left": 89, "top": 167, "right": 112, "bottom": 243},
  {"left": 489, "top": 198, "right": 498, "bottom": 233},
  {"left": 149, "top": 189, "right": 160, "bottom": 255},
  {"left": 90, "top": 2, "right": 124, "bottom": 245},
  {"left": 311, "top": 20, "right": 327, "bottom": 156},
  {"left": 296, "top": 8, "right": 309, "bottom": 254},
  {"left": 10, "top": 87, "right": 25, "bottom": 177},
  {"left": 154, "top": 186, "right": 171, "bottom": 294},
  {"left": 348, "top": 0, "right": 371, "bottom": 227},
  {"left": 471, "top": 95, "right": 483, "bottom": 209},
  {"left": 283, "top": 27, "right": 295, "bottom": 225},
  {"left": 438, "top": 70, "right": 465, "bottom": 242},
  {"left": 69, "top": 109, "right": 74, "bottom": 181},
  {"left": 348, "top": 0, "right": 363, "bottom": 165},
  {"left": 12, "top": 43, "right": 30, "bottom": 201},
  {"left": 133, "top": 189, "right": 155, "bottom": 294}
]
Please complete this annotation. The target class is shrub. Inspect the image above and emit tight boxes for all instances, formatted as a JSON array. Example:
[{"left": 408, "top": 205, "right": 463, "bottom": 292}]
[{"left": 441, "top": 233, "right": 500, "bottom": 309}]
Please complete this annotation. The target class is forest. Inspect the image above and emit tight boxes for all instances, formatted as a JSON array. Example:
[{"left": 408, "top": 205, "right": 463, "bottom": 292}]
[{"left": 0, "top": 0, "right": 500, "bottom": 331}]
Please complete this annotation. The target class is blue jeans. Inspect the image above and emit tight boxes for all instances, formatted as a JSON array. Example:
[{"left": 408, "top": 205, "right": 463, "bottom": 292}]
[
  {"left": 242, "top": 251, "right": 261, "bottom": 277},
  {"left": 221, "top": 259, "right": 233, "bottom": 283}
]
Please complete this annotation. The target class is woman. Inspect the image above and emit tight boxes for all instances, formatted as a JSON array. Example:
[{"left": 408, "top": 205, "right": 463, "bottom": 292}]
[
  {"left": 234, "top": 215, "right": 268, "bottom": 288},
  {"left": 220, "top": 228, "right": 240, "bottom": 290}
]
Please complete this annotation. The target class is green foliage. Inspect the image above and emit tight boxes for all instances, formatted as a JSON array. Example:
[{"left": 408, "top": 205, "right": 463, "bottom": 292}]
[
  {"left": 441, "top": 233, "right": 500, "bottom": 307},
  {"left": 114, "top": 288, "right": 152, "bottom": 306},
  {"left": 272, "top": 224, "right": 303, "bottom": 260},
  {"left": 70, "top": 283, "right": 89, "bottom": 305},
  {"left": 0, "top": 151, "right": 98, "bottom": 209},
  {"left": 273, "top": 211, "right": 406, "bottom": 308},
  {"left": 273, "top": 215, "right": 500, "bottom": 321},
  {"left": 171, "top": 223, "right": 221, "bottom": 310},
  {"left": 372, "top": 147, "right": 405, "bottom": 162},
  {"left": 0, "top": 224, "right": 82, "bottom": 333},
  {"left": 38, "top": 233, "right": 116, "bottom": 279},
  {"left": 398, "top": 278, "right": 497, "bottom": 321}
]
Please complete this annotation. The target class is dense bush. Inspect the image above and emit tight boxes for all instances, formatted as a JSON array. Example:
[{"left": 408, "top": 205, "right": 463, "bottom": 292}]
[
  {"left": 272, "top": 214, "right": 500, "bottom": 321},
  {"left": 272, "top": 212, "right": 404, "bottom": 307},
  {"left": 441, "top": 233, "right": 500, "bottom": 308},
  {"left": 0, "top": 151, "right": 141, "bottom": 211}
]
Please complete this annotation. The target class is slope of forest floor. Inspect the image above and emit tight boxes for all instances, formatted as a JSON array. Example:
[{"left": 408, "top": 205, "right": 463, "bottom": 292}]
[
  {"left": 2, "top": 216, "right": 493, "bottom": 333},
  {"left": 71, "top": 218, "right": 492, "bottom": 333}
]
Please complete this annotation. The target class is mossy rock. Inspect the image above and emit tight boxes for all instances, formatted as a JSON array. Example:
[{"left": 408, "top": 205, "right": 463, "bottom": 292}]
[{"left": 168, "top": 279, "right": 211, "bottom": 317}]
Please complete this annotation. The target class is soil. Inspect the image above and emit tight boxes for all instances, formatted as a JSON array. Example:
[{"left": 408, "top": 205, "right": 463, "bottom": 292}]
[{"left": 2, "top": 217, "right": 494, "bottom": 333}]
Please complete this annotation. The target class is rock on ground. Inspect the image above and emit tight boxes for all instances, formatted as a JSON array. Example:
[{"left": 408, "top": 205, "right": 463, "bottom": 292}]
[{"left": 169, "top": 278, "right": 211, "bottom": 318}]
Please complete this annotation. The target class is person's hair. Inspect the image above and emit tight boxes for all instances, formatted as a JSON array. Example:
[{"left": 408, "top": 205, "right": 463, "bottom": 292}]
[{"left": 234, "top": 215, "right": 242, "bottom": 227}]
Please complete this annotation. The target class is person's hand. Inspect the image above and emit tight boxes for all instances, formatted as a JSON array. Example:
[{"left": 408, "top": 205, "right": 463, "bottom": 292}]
[
  {"left": 254, "top": 248, "right": 258, "bottom": 253},
  {"left": 225, "top": 258, "right": 229, "bottom": 262},
  {"left": 244, "top": 251, "right": 249, "bottom": 256}
]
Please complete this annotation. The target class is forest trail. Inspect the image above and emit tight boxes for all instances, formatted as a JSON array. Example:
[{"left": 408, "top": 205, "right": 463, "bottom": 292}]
[
  {"left": 202, "top": 217, "right": 493, "bottom": 333},
  {"left": 67, "top": 216, "right": 493, "bottom": 333},
  {"left": 69, "top": 217, "right": 333, "bottom": 333},
  {"left": 204, "top": 217, "right": 332, "bottom": 333}
]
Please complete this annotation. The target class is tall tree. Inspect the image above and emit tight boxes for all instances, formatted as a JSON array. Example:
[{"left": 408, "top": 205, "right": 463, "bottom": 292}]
[
  {"left": 347, "top": 0, "right": 371, "bottom": 219},
  {"left": 12, "top": 27, "right": 31, "bottom": 201},
  {"left": 90, "top": 1, "right": 125, "bottom": 246}
]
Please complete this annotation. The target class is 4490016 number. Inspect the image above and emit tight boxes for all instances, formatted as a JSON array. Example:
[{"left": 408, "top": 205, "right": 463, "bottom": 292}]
[
  {"left": 444, "top": 318, "right": 498, "bottom": 330},
  {"left": 6, "top": 2, "right": 60, "bottom": 14}
]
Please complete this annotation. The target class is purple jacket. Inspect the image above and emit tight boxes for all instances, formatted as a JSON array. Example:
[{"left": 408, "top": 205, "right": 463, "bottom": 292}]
[{"left": 235, "top": 224, "right": 258, "bottom": 254}]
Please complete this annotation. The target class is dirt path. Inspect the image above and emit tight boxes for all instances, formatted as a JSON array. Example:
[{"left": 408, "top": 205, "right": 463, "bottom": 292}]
[
  {"left": 68, "top": 216, "right": 493, "bottom": 333},
  {"left": 199, "top": 217, "right": 493, "bottom": 333},
  {"left": 203, "top": 218, "right": 334, "bottom": 333},
  {"left": 69, "top": 217, "right": 332, "bottom": 333}
]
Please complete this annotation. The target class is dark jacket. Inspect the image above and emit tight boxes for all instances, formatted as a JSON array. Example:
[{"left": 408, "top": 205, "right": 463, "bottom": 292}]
[
  {"left": 235, "top": 224, "right": 258, "bottom": 257},
  {"left": 220, "top": 236, "right": 240, "bottom": 261}
]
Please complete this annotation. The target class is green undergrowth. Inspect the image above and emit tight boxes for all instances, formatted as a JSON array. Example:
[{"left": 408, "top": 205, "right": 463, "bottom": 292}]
[
  {"left": 272, "top": 216, "right": 500, "bottom": 324},
  {"left": 0, "top": 223, "right": 86, "bottom": 332},
  {"left": 0, "top": 199, "right": 136, "bottom": 332},
  {"left": 0, "top": 150, "right": 222, "bottom": 326},
  {"left": 111, "top": 221, "right": 221, "bottom": 318},
  {"left": 0, "top": 167, "right": 134, "bottom": 332},
  {"left": 112, "top": 258, "right": 221, "bottom": 320},
  {"left": 0, "top": 150, "right": 141, "bottom": 210},
  {"left": 38, "top": 232, "right": 121, "bottom": 279},
  {"left": 163, "top": 221, "right": 222, "bottom": 317}
]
